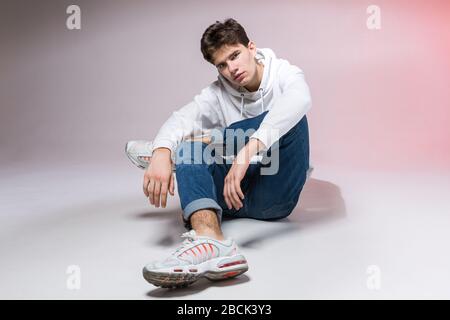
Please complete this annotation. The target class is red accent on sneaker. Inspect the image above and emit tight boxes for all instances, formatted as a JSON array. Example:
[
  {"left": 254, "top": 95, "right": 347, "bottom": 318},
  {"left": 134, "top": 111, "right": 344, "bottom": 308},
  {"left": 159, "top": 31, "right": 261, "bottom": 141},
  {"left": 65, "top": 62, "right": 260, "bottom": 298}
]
[
  {"left": 223, "top": 271, "right": 240, "bottom": 278},
  {"left": 202, "top": 244, "right": 209, "bottom": 257},
  {"left": 218, "top": 260, "right": 247, "bottom": 268}
]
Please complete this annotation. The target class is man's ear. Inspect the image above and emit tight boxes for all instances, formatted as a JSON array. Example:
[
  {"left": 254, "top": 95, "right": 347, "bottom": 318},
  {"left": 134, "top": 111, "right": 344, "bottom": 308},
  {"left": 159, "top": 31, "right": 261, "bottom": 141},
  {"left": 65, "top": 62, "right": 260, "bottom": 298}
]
[{"left": 247, "top": 41, "right": 257, "bottom": 57}]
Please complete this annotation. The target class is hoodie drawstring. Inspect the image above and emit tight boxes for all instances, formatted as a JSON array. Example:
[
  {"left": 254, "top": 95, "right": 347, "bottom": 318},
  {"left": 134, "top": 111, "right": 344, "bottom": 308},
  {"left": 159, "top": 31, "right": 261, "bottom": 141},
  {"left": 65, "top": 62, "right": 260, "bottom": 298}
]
[
  {"left": 240, "top": 88, "right": 264, "bottom": 117},
  {"left": 240, "top": 93, "right": 244, "bottom": 117},
  {"left": 259, "top": 88, "right": 264, "bottom": 113}
]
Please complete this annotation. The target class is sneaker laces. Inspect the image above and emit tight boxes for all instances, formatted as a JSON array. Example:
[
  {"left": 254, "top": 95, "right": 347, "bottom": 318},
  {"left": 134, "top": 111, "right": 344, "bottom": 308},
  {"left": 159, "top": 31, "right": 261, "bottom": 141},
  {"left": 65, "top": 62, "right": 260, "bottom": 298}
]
[{"left": 171, "top": 230, "right": 198, "bottom": 256}]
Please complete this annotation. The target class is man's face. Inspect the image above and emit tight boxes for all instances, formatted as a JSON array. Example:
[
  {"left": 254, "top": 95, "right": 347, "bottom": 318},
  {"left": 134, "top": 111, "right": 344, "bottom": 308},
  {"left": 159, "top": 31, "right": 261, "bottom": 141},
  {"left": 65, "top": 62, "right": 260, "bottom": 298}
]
[{"left": 212, "top": 41, "right": 258, "bottom": 87}]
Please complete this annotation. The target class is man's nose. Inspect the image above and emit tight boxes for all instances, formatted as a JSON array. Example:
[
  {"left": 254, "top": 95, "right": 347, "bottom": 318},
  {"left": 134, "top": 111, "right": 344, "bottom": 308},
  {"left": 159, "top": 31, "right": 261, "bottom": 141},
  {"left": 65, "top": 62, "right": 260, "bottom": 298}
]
[{"left": 228, "top": 62, "right": 238, "bottom": 75}]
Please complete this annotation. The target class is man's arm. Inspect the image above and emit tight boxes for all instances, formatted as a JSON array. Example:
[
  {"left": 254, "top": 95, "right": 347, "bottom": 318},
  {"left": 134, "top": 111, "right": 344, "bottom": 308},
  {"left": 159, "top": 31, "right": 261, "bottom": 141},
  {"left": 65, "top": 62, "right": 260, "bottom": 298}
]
[
  {"left": 250, "top": 63, "right": 312, "bottom": 152},
  {"left": 234, "top": 137, "right": 266, "bottom": 164},
  {"left": 221, "top": 137, "right": 266, "bottom": 210},
  {"left": 151, "top": 85, "right": 222, "bottom": 159},
  {"left": 223, "top": 63, "right": 312, "bottom": 210},
  {"left": 144, "top": 85, "right": 221, "bottom": 209}
]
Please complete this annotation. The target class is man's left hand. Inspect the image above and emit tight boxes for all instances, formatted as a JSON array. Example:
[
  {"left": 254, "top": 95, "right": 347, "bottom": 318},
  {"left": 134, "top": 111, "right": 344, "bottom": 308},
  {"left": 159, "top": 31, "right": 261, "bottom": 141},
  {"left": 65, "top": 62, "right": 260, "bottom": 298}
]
[{"left": 223, "top": 138, "right": 266, "bottom": 211}]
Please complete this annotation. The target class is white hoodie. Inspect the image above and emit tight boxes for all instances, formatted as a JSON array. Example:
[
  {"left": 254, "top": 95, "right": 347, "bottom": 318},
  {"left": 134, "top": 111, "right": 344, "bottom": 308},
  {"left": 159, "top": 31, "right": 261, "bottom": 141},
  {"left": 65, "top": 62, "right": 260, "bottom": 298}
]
[{"left": 151, "top": 47, "right": 312, "bottom": 156}]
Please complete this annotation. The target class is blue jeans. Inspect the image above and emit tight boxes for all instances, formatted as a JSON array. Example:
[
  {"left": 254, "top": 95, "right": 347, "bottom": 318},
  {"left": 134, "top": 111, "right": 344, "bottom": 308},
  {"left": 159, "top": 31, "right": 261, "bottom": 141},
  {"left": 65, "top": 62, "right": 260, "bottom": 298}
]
[{"left": 174, "top": 111, "right": 310, "bottom": 230}]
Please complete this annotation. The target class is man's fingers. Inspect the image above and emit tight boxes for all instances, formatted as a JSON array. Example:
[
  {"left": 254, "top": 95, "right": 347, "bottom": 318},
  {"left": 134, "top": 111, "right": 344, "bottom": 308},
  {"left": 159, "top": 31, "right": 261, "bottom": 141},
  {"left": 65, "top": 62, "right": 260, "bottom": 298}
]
[
  {"left": 147, "top": 179, "right": 155, "bottom": 204},
  {"left": 143, "top": 175, "right": 150, "bottom": 197},
  {"left": 229, "top": 178, "right": 243, "bottom": 209},
  {"left": 224, "top": 179, "right": 232, "bottom": 210},
  {"left": 235, "top": 178, "right": 245, "bottom": 201},
  {"left": 160, "top": 182, "right": 168, "bottom": 208},
  {"left": 169, "top": 174, "right": 175, "bottom": 196},
  {"left": 153, "top": 181, "right": 161, "bottom": 208}
]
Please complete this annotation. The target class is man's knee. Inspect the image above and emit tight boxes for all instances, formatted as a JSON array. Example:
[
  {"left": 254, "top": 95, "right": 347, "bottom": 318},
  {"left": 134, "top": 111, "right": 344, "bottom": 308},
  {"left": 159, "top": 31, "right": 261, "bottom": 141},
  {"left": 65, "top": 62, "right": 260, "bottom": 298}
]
[{"left": 281, "top": 115, "right": 309, "bottom": 145}]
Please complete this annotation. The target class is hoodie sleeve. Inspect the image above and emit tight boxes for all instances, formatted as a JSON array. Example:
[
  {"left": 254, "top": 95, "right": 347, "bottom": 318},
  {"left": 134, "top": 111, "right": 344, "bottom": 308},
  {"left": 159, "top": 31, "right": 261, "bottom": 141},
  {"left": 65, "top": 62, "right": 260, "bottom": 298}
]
[
  {"left": 250, "top": 62, "right": 312, "bottom": 151},
  {"left": 151, "top": 85, "right": 222, "bottom": 156}
]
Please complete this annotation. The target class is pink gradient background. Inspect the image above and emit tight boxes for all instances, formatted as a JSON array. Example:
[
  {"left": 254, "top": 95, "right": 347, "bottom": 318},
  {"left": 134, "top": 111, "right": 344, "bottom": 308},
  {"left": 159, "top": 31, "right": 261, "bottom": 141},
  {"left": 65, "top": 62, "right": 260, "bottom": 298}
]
[{"left": 0, "top": 0, "right": 449, "bottom": 172}]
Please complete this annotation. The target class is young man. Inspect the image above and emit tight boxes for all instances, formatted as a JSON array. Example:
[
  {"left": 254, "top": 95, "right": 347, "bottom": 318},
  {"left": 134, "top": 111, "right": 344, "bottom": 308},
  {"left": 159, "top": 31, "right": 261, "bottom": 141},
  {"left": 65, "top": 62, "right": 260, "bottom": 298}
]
[{"left": 126, "top": 18, "right": 312, "bottom": 288}]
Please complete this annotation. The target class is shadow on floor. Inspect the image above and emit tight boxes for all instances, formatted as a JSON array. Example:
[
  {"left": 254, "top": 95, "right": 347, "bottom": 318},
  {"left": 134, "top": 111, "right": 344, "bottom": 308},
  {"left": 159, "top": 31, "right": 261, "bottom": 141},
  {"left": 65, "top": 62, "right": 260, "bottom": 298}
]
[
  {"left": 221, "top": 177, "right": 347, "bottom": 247},
  {"left": 145, "top": 275, "right": 251, "bottom": 298},
  {"left": 132, "top": 177, "right": 346, "bottom": 248},
  {"left": 132, "top": 207, "right": 189, "bottom": 247},
  {"left": 290, "top": 177, "right": 347, "bottom": 225}
]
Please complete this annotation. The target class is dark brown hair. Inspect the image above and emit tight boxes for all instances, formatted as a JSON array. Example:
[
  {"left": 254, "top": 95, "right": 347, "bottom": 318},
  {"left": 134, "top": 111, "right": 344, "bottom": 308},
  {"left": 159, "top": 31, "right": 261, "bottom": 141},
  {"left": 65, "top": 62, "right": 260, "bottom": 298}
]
[{"left": 200, "top": 18, "right": 250, "bottom": 64}]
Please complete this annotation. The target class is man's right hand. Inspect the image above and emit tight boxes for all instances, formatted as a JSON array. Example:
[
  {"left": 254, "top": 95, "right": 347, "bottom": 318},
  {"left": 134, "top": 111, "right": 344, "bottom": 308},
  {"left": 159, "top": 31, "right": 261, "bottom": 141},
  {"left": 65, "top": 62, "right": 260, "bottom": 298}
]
[{"left": 143, "top": 148, "right": 175, "bottom": 208}]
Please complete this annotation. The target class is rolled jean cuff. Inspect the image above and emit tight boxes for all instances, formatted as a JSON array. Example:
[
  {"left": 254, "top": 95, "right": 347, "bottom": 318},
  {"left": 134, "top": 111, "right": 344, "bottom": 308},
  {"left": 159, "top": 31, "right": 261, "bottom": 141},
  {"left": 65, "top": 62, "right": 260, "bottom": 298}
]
[{"left": 183, "top": 198, "right": 223, "bottom": 228}]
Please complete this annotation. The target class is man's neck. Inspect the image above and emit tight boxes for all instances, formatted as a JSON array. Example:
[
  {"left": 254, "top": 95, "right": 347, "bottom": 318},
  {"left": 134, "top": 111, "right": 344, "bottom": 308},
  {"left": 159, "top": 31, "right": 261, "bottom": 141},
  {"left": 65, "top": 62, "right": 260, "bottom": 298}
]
[{"left": 244, "top": 62, "right": 264, "bottom": 92}]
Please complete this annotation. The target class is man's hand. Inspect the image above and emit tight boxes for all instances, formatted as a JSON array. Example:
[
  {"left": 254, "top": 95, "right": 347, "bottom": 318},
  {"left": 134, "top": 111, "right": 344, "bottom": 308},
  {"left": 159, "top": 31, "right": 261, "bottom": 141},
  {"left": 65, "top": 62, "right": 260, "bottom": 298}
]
[
  {"left": 223, "top": 138, "right": 266, "bottom": 210},
  {"left": 143, "top": 148, "right": 174, "bottom": 208},
  {"left": 223, "top": 159, "right": 248, "bottom": 210}
]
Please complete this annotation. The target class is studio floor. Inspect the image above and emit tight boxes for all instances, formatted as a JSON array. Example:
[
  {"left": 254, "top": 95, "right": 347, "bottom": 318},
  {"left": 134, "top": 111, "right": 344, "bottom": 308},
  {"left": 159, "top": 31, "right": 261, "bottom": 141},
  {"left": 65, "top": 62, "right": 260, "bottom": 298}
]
[{"left": 1, "top": 159, "right": 449, "bottom": 299}]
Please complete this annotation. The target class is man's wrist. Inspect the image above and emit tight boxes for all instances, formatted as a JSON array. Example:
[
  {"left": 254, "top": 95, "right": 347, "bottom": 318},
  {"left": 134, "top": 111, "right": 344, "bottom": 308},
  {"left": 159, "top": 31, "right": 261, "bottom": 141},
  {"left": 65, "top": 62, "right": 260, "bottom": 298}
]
[
  {"left": 249, "top": 137, "right": 266, "bottom": 154},
  {"left": 152, "top": 147, "right": 172, "bottom": 157},
  {"left": 235, "top": 138, "right": 263, "bottom": 165}
]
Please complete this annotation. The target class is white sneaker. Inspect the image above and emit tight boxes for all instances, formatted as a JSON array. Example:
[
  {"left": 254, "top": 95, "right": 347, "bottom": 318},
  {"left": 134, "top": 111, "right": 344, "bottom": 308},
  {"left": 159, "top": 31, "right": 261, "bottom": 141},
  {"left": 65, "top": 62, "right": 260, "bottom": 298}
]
[
  {"left": 124, "top": 140, "right": 151, "bottom": 169},
  {"left": 142, "top": 230, "right": 249, "bottom": 288},
  {"left": 125, "top": 140, "right": 177, "bottom": 170}
]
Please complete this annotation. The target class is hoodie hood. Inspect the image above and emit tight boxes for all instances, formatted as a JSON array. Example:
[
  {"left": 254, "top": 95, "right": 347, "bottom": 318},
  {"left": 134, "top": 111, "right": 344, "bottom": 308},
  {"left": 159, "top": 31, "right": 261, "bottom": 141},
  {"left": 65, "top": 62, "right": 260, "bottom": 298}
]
[{"left": 217, "top": 48, "right": 276, "bottom": 117}]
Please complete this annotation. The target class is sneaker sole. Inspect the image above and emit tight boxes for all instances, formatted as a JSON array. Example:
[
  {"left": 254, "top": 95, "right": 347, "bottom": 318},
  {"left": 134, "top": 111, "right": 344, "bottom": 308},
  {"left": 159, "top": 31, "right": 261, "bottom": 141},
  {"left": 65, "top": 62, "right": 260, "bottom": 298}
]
[{"left": 142, "top": 254, "right": 249, "bottom": 288}]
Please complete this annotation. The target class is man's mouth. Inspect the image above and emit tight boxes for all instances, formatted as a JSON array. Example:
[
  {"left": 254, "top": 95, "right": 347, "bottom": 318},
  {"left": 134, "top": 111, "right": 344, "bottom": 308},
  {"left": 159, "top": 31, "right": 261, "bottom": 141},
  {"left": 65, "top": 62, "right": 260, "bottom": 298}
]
[{"left": 234, "top": 72, "right": 245, "bottom": 81}]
